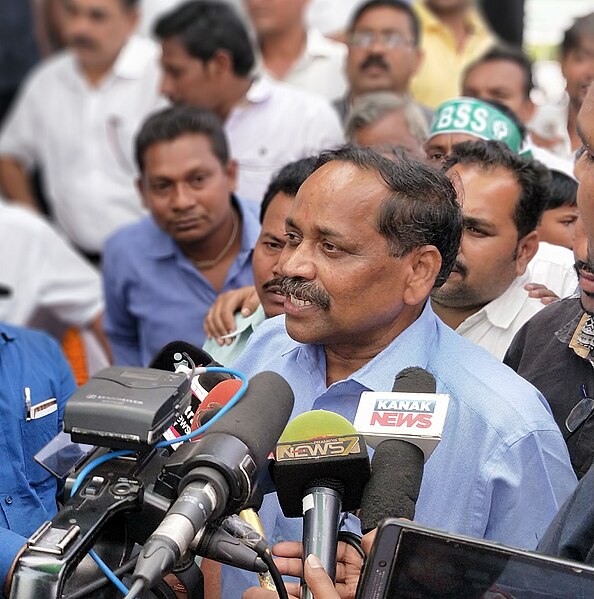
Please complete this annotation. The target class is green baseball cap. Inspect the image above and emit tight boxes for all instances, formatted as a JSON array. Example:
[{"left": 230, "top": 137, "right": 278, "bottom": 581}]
[{"left": 428, "top": 97, "right": 525, "bottom": 155}]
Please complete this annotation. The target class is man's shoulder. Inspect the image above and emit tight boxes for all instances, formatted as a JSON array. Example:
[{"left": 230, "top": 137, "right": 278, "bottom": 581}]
[
  {"left": 104, "top": 217, "right": 161, "bottom": 254},
  {"left": 431, "top": 323, "right": 554, "bottom": 426},
  {"left": 258, "top": 76, "right": 337, "bottom": 112},
  {"left": 22, "top": 50, "right": 76, "bottom": 86},
  {"left": 519, "top": 296, "right": 581, "bottom": 335},
  {"left": 0, "top": 201, "right": 54, "bottom": 237},
  {"left": 0, "top": 321, "right": 61, "bottom": 353}
]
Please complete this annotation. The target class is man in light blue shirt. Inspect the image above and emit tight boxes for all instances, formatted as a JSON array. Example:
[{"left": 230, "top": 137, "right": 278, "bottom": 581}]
[
  {"left": 103, "top": 106, "right": 260, "bottom": 366},
  {"left": 224, "top": 146, "right": 577, "bottom": 597}
]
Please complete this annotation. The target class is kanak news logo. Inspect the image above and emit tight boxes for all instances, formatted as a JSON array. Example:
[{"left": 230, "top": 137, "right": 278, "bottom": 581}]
[{"left": 370, "top": 398, "right": 436, "bottom": 429}]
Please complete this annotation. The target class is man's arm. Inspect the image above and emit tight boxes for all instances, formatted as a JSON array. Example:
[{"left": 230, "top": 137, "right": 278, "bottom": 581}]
[
  {"left": 102, "top": 239, "right": 143, "bottom": 367},
  {"left": 1, "top": 530, "right": 27, "bottom": 598},
  {"left": 0, "top": 157, "right": 39, "bottom": 211},
  {"left": 482, "top": 429, "right": 577, "bottom": 549}
]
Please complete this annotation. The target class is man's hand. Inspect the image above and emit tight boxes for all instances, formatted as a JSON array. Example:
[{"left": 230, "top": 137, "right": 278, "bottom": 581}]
[
  {"left": 242, "top": 555, "right": 341, "bottom": 599},
  {"left": 524, "top": 283, "right": 560, "bottom": 306},
  {"left": 242, "top": 538, "right": 366, "bottom": 599},
  {"left": 203, "top": 286, "right": 260, "bottom": 345}
]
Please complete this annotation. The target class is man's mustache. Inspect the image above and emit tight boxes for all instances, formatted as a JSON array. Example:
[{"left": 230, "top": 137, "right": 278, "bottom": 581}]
[
  {"left": 360, "top": 54, "right": 389, "bottom": 72},
  {"left": 263, "top": 277, "right": 284, "bottom": 293},
  {"left": 279, "top": 277, "right": 331, "bottom": 310},
  {"left": 574, "top": 259, "right": 594, "bottom": 277},
  {"left": 450, "top": 260, "right": 468, "bottom": 278}
]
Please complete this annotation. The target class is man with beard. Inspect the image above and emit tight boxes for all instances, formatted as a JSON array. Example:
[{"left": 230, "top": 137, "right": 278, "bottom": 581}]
[
  {"left": 203, "top": 157, "right": 317, "bottom": 363},
  {"left": 0, "top": 0, "right": 165, "bottom": 259},
  {"left": 430, "top": 139, "right": 551, "bottom": 360},
  {"left": 529, "top": 12, "right": 594, "bottom": 162},
  {"left": 223, "top": 145, "right": 575, "bottom": 597},
  {"left": 333, "top": 0, "right": 430, "bottom": 125}
]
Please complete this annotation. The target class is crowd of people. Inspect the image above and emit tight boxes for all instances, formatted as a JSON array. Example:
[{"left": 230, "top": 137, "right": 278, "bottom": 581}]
[{"left": 1, "top": 0, "right": 594, "bottom": 597}]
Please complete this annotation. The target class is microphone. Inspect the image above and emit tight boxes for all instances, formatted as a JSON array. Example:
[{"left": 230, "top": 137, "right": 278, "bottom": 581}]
[
  {"left": 190, "top": 521, "right": 267, "bottom": 573},
  {"left": 353, "top": 366, "right": 449, "bottom": 460},
  {"left": 358, "top": 368, "right": 445, "bottom": 533},
  {"left": 150, "top": 341, "right": 234, "bottom": 448},
  {"left": 129, "top": 371, "right": 294, "bottom": 592},
  {"left": 272, "top": 410, "right": 371, "bottom": 599},
  {"left": 190, "top": 378, "right": 243, "bottom": 433}
]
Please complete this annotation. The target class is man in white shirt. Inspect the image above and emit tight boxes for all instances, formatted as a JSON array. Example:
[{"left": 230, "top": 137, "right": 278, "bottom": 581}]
[
  {"left": 0, "top": 0, "right": 165, "bottom": 256},
  {"left": 243, "top": 0, "right": 348, "bottom": 101},
  {"left": 0, "top": 198, "right": 109, "bottom": 368},
  {"left": 155, "top": 0, "right": 344, "bottom": 203},
  {"left": 431, "top": 140, "right": 552, "bottom": 360}
]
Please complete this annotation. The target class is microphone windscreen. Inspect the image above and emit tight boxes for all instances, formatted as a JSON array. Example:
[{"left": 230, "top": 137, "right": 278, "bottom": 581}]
[
  {"left": 359, "top": 439, "right": 424, "bottom": 533},
  {"left": 149, "top": 341, "right": 215, "bottom": 371},
  {"left": 392, "top": 367, "right": 436, "bottom": 394},
  {"left": 204, "top": 371, "right": 295, "bottom": 471},
  {"left": 191, "top": 378, "right": 244, "bottom": 431},
  {"left": 279, "top": 410, "right": 356, "bottom": 443}
]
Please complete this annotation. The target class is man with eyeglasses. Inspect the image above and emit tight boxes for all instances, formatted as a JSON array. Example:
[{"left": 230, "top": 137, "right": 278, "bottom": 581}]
[{"left": 334, "top": 0, "right": 431, "bottom": 125}]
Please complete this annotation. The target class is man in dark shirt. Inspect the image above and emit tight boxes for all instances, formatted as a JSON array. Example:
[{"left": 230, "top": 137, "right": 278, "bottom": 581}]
[{"left": 504, "top": 86, "right": 594, "bottom": 479}]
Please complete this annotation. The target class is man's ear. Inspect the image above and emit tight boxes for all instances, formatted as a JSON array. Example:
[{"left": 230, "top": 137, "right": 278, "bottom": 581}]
[
  {"left": 207, "top": 49, "right": 234, "bottom": 78},
  {"left": 403, "top": 245, "right": 443, "bottom": 306},
  {"left": 225, "top": 159, "right": 239, "bottom": 194},
  {"left": 136, "top": 177, "right": 149, "bottom": 209},
  {"left": 515, "top": 230, "right": 539, "bottom": 276}
]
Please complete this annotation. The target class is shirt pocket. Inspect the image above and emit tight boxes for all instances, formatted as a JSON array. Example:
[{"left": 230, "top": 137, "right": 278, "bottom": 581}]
[{"left": 19, "top": 408, "right": 59, "bottom": 488}]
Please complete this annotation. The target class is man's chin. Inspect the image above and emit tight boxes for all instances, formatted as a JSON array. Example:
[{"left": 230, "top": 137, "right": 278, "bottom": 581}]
[{"left": 579, "top": 290, "right": 594, "bottom": 316}]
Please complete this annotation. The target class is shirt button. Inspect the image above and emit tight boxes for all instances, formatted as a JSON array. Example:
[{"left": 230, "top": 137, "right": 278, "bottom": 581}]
[{"left": 5, "top": 496, "right": 13, "bottom": 505}]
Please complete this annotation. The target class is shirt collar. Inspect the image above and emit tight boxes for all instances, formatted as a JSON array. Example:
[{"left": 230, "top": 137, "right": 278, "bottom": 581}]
[
  {"left": 244, "top": 75, "right": 275, "bottom": 104},
  {"left": 0, "top": 324, "right": 16, "bottom": 347},
  {"left": 147, "top": 195, "right": 258, "bottom": 259},
  {"left": 303, "top": 28, "right": 344, "bottom": 59},
  {"left": 284, "top": 301, "right": 438, "bottom": 391},
  {"left": 554, "top": 298, "right": 594, "bottom": 361},
  {"left": 112, "top": 35, "right": 159, "bottom": 80},
  {"left": 414, "top": 0, "right": 488, "bottom": 36},
  {"left": 226, "top": 304, "right": 268, "bottom": 338},
  {"left": 464, "top": 274, "right": 532, "bottom": 330}
]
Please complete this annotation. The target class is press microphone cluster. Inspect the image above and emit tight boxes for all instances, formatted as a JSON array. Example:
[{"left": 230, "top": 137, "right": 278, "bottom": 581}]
[
  {"left": 15, "top": 341, "right": 295, "bottom": 599},
  {"left": 129, "top": 370, "right": 294, "bottom": 593}
]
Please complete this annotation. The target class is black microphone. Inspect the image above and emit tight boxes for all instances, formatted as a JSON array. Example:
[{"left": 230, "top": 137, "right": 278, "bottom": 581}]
[
  {"left": 359, "top": 368, "right": 435, "bottom": 534},
  {"left": 272, "top": 410, "right": 370, "bottom": 599},
  {"left": 129, "top": 371, "right": 294, "bottom": 592}
]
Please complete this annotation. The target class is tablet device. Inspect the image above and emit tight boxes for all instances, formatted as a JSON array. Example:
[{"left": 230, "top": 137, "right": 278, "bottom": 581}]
[{"left": 356, "top": 519, "right": 594, "bottom": 598}]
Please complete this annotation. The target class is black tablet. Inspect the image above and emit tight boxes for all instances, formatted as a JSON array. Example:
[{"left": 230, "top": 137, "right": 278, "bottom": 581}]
[{"left": 356, "top": 519, "right": 594, "bottom": 598}]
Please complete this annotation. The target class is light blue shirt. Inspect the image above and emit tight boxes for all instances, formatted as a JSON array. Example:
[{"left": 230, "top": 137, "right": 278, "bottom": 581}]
[
  {"left": 223, "top": 302, "right": 577, "bottom": 597},
  {"left": 203, "top": 304, "right": 266, "bottom": 366},
  {"left": 103, "top": 197, "right": 260, "bottom": 367}
]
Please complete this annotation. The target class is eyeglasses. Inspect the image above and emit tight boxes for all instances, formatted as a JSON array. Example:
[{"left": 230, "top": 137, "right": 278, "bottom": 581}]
[
  {"left": 565, "top": 385, "right": 594, "bottom": 434},
  {"left": 349, "top": 30, "right": 413, "bottom": 49}
]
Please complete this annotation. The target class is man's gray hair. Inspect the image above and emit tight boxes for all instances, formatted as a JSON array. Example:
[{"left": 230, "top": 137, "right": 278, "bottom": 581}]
[{"left": 345, "top": 92, "right": 428, "bottom": 146}]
